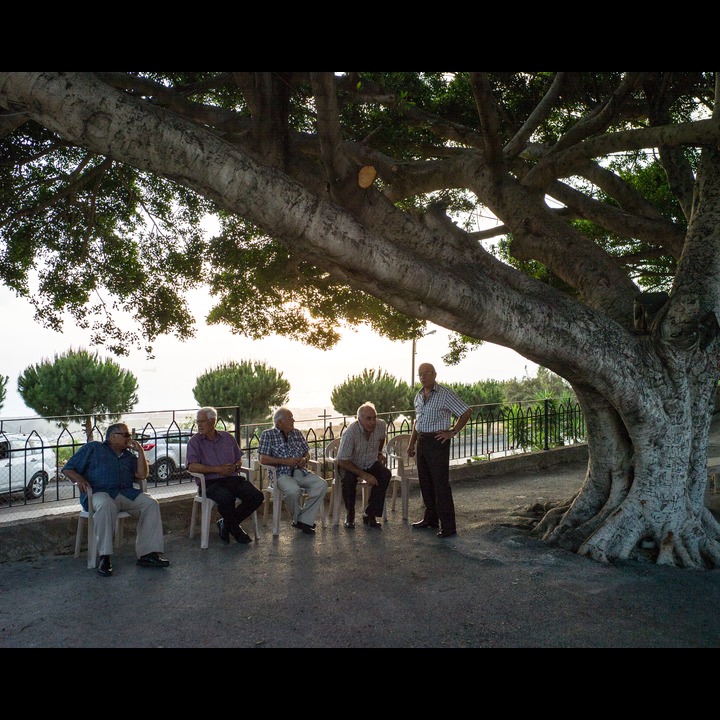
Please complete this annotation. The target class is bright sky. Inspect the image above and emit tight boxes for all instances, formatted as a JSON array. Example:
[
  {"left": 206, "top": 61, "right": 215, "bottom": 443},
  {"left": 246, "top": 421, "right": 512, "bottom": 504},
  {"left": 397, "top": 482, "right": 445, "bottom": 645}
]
[{"left": 1, "top": 282, "right": 538, "bottom": 420}]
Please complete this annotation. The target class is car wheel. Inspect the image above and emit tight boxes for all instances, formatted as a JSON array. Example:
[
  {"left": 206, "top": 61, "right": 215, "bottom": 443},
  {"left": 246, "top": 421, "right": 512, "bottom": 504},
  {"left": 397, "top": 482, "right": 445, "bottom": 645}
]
[
  {"left": 155, "top": 458, "right": 176, "bottom": 482},
  {"left": 25, "top": 472, "right": 48, "bottom": 499}
]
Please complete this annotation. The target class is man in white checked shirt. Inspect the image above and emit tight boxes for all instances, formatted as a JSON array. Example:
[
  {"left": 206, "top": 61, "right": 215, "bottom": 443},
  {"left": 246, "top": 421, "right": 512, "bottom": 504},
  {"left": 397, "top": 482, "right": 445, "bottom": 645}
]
[
  {"left": 336, "top": 402, "right": 391, "bottom": 528},
  {"left": 408, "top": 363, "right": 472, "bottom": 538}
]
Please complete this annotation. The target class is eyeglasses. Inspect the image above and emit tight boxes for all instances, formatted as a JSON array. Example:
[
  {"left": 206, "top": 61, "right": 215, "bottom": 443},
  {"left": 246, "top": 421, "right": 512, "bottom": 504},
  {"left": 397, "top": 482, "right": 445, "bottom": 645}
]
[
  {"left": 113, "top": 432, "right": 132, "bottom": 438},
  {"left": 418, "top": 371, "right": 434, "bottom": 377}
]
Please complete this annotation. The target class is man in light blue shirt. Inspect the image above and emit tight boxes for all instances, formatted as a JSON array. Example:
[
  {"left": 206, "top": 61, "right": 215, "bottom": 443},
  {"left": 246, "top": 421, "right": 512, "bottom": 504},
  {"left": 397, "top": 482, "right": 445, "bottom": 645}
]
[{"left": 63, "top": 422, "right": 170, "bottom": 576}]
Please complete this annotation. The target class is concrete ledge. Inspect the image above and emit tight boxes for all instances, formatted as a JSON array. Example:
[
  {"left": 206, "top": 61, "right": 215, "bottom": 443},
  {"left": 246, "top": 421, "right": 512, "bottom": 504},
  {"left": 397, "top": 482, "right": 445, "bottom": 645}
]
[{"left": 450, "top": 443, "right": 588, "bottom": 482}]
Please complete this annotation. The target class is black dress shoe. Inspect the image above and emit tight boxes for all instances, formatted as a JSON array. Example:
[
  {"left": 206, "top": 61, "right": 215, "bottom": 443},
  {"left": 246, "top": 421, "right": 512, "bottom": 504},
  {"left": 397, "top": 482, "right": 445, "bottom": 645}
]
[
  {"left": 137, "top": 552, "right": 171, "bottom": 567},
  {"left": 411, "top": 519, "right": 439, "bottom": 529},
  {"left": 232, "top": 526, "right": 253, "bottom": 544},
  {"left": 292, "top": 521, "right": 316, "bottom": 534},
  {"left": 343, "top": 515, "right": 355, "bottom": 528},
  {"left": 216, "top": 518, "right": 230, "bottom": 545},
  {"left": 437, "top": 529, "right": 457, "bottom": 538},
  {"left": 97, "top": 555, "right": 113, "bottom": 577},
  {"left": 363, "top": 514, "right": 382, "bottom": 528}
]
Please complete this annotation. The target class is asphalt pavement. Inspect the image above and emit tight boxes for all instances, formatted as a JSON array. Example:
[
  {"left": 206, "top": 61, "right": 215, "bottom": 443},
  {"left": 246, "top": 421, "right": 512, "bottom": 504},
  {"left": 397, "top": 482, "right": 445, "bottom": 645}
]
[{"left": 2, "top": 455, "right": 720, "bottom": 648}]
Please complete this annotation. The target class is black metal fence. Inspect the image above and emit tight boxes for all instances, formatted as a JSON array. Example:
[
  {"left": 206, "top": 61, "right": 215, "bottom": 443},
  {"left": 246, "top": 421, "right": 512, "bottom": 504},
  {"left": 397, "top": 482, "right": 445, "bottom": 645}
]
[{"left": 0, "top": 398, "right": 586, "bottom": 517}]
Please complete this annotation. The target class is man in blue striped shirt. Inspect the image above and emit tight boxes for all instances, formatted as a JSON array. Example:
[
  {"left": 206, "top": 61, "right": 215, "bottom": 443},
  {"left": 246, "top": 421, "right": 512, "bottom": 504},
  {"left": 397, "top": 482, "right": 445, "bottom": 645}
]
[
  {"left": 259, "top": 407, "right": 327, "bottom": 535},
  {"left": 408, "top": 363, "right": 472, "bottom": 538}
]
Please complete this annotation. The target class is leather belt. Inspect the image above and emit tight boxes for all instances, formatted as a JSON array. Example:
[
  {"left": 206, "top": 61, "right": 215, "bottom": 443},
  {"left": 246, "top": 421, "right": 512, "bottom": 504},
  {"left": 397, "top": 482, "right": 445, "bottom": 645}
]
[{"left": 418, "top": 431, "right": 441, "bottom": 438}]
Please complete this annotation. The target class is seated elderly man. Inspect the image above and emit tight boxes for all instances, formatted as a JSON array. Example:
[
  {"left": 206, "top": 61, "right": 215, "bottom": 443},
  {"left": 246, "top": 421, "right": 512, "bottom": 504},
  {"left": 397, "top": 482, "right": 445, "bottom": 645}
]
[
  {"left": 63, "top": 422, "right": 170, "bottom": 577},
  {"left": 258, "top": 407, "right": 327, "bottom": 535},
  {"left": 336, "top": 402, "right": 391, "bottom": 528},
  {"left": 186, "top": 406, "right": 264, "bottom": 545}
]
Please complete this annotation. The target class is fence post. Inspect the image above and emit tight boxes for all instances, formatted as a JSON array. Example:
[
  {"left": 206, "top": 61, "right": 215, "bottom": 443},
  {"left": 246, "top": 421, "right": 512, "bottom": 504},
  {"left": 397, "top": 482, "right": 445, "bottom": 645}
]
[
  {"left": 233, "top": 407, "right": 240, "bottom": 445},
  {"left": 543, "top": 398, "right": 549, "bottom": 451}
]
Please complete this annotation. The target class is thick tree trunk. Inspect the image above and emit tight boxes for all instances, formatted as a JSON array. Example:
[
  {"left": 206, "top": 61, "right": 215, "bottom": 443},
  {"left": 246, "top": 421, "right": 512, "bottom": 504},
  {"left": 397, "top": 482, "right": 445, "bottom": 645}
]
[{"left": 536, "top": 336, "right": 720, "bottom": 569}]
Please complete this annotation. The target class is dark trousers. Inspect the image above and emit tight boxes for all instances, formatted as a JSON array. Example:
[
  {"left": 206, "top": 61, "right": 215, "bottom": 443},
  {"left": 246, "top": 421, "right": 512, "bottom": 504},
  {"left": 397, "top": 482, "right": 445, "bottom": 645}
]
[
  {"left": 416, "top": 436, "right": 455, "bottom": 532},
  {"left": 205, "top": 476, "right": 264, "bottom": 535},
  {"left": 341, "top": 461, "right": 391, "bottom": 521}
]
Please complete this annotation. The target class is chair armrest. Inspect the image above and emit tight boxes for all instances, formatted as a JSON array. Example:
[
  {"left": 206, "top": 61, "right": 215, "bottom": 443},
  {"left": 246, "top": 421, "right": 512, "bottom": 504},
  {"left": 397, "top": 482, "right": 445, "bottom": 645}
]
[
  {"left": 188, "top": 470, "right": 208, "bottom": 497},
  {"left": 260, "top": 464, "right": 278, "bottom": 488},
  {"left": 189, "top": 467, "right": 251, "bottom": 497}
]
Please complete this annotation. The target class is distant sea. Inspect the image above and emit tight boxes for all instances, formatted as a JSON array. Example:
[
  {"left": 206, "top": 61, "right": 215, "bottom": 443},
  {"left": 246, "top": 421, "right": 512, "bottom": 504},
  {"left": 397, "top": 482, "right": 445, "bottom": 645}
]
[{"left": 0, "top": 405, "right": 346, "bottom": 439}]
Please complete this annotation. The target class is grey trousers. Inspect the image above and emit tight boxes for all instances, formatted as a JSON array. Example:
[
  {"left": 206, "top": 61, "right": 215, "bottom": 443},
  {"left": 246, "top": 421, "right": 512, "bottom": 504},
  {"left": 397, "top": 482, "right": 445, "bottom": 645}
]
[
  {"left": 276, "top": 470, "right": 327, "bottom": 526},
  {"left": 92, "top": 491, "right": 165, "bottom": 557}
]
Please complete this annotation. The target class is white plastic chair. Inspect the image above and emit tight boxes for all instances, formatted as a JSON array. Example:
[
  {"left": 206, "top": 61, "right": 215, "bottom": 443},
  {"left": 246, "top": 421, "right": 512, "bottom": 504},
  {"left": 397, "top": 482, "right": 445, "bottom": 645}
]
[
  {"left": 324, "top": 438, "right": 379, "bottom": 526},
  {"left": 74, "top": 478, "right": 148, "bottom": 569},
  {"left": 259, "top": 462, "right": 327, "bottom": 536},
  {"left": 188, "top": 468, "right": 260, "bottom": 548},
  {"left": 385, "top": 433, "right": 414, "bottom": 521}
]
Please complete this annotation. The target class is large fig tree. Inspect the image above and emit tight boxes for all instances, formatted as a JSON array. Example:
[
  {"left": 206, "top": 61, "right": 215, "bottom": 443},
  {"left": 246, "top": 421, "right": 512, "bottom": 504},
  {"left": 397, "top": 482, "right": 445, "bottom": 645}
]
[{"left": 1, "top": 71, "right": 719, "bottom": 569}]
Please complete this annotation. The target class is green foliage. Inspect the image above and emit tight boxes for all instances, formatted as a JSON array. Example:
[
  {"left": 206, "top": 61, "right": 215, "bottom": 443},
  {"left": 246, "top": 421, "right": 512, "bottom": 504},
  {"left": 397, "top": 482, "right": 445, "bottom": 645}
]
[
  {"left": 441, "top": 334, "right": 485, "bottom": 366},
  {"left": 205, "top": 217, "right": 425, "bottom": 349},
  {"left": 16, "top": 348, "right": 138, "bottom": 433},
  {"left": 1, "top": 71, "right": 710, "bottom": 362},
  {"left": 192, "top": 360, "right": 290, "bottom": 425},
  {"left": 500, "top": 366, "right": 574, "bottom": 405},
  {"left": 444, "top": 381, "right": 505, "bottom": 420},
  {"left": 500, "top": 369, "right": 581, "bottom": 451},
  {"left": 331, "top": 368, "right": 413, "bottom": 416},
  {"left": 0, "top": 374, "right": 7, "bottom": 410},
  {"left": 504, "top": 396, "right": 585, "bottom": 452}
]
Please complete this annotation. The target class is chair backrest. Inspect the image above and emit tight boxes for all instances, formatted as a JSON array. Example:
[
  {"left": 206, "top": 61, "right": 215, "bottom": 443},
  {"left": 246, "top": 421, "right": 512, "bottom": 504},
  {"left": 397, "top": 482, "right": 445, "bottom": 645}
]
[
  {"left": 323, "top": 438, "right": 341, "bottom": 481},
  {"left": 324, "top": 438, "right": 341, "bottom": 460},
  {"left": 386, "top": 433, "right": 415, "bottom": 475}
]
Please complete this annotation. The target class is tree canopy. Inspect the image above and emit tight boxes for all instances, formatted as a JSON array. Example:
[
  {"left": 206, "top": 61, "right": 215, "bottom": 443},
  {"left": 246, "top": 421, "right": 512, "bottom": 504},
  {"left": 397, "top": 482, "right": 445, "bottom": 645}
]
[
  {"left": 17, "top": 347, "right": 138, "bottom": 436},
  {"left": 331, "top": 368, "right": 412, "bottom": 415},
  {"left": 3, "top": 72, "right": 720, "bottom": 569},
  {"left": 192, "top": 359, "right": 290, "bottom": 425}
]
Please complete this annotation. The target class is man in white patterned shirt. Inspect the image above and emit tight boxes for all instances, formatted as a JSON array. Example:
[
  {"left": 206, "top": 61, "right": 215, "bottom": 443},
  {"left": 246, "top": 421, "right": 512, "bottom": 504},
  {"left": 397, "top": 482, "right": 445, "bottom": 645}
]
[
  {"left": 336, "top": 402, "right": 391, "bottom": 528},
  {"left": 408, "top": 363, "right": 472, "bottom": 538}
]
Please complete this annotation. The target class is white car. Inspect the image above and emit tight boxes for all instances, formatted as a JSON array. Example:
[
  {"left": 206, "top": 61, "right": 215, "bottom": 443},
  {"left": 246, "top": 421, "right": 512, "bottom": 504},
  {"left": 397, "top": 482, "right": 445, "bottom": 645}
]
[
  {"left": 138, "top": 428, "right": 192, "bottom": 481},
  {"left": 0, "top": 434, "right": 57, "bottom": 499}
]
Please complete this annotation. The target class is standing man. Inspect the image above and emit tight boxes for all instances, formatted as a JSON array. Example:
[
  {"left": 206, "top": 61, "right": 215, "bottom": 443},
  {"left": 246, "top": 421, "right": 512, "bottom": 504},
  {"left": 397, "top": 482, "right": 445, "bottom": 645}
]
[
  {"left": 336, "top": 402, "right": 391, "bottom": 528},
  {"left": 258, "top": 407, "right": 327, "bottom": 534},
  {"left": 63, "top": 422, "right": 170, "bottom": 576},
  {"left": 186, "top": 406, "right": 264, "bottom": 545},
  {"left": 408, "top": 363, "right": 472, "bottom": 538}
]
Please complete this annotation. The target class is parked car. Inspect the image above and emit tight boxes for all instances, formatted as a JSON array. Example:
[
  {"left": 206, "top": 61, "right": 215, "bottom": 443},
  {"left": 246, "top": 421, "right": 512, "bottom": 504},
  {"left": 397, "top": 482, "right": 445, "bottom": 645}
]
[
  {"left": 138, "top": 428, "right": 193, "bottom": 481},
  {"left": 0, "top": 434, "right": 57, "bottom": 499}
]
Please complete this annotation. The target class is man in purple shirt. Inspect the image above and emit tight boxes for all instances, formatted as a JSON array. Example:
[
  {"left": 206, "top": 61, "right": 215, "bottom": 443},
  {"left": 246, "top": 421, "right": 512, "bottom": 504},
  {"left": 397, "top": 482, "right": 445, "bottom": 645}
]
[{"left": 186, "top": 406, "right": 264, "bottom": 545}]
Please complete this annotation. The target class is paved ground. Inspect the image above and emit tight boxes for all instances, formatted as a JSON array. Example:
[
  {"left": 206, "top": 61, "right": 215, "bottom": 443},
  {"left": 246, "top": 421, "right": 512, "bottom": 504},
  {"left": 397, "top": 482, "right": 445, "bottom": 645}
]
[{"left": 2, "top": 456, "right": 720, "bottom": 648}]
